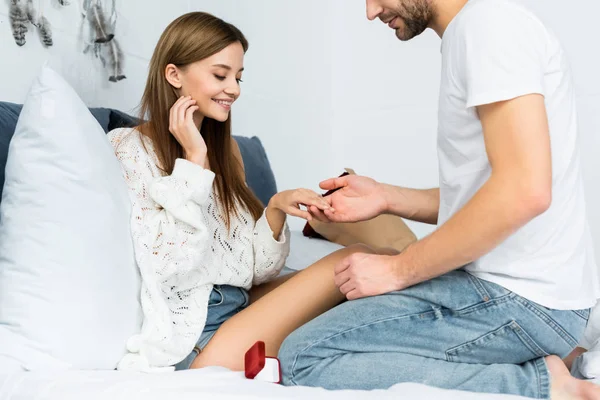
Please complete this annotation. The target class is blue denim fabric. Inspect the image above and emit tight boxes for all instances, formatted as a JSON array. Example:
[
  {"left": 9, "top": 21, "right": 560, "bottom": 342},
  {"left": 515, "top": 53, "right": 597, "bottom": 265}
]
[
  {"left": 279, "top": 270, "right": 589, "bottom": 398},
  {"left": 174, "top": 285, "right": 249, "bottom": 370}
]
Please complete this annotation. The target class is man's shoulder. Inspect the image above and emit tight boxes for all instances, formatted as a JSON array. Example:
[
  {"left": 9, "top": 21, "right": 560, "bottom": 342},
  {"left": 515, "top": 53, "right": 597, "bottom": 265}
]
[
  {"left": 460, "top": 0, "right": 535, "bottom": 20},
  {"left": 454, "top": 0, "right": 544, "bottom": 36}
]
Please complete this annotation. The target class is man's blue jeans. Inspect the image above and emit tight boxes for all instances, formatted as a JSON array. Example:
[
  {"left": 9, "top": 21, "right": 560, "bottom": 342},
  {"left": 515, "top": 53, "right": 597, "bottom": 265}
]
[{"left": 278, "top": 271, "right": 590, "bottom": 398}]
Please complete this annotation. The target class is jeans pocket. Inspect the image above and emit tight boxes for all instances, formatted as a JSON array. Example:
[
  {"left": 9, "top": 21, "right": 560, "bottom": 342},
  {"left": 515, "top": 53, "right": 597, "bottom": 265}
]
[
  {"left": 446, "top": 321, "right": 550, "bottom": 364},
  {"left": 466, "top": 273, "right": 512, "bottom": 301},
  {"left": 572, "top": 308, "right": 590, "bottom": 321},
  {"left": 238, "top": 287, "right": 250, "bottom": 309},
  {"left": 208, "top": 286, "right": 224, "bottom": 308}
]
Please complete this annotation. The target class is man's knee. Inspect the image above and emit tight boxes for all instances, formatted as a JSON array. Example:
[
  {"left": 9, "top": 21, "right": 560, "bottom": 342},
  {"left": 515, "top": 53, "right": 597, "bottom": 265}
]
[
  {"left": 279, "top": 319, "right": 328, "bottom": 386},
  {"left": 279, "top": 329, "right": 305, "bottom": 386}
]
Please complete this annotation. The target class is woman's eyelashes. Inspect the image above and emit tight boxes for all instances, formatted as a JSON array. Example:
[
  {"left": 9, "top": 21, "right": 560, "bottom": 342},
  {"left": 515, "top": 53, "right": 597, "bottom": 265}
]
[{"left": 213, "top": 74, "right": 243, "bottom": 83}]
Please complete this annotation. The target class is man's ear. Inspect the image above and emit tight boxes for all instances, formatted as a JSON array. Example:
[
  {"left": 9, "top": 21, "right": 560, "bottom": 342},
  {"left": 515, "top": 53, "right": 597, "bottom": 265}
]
[{"left": 165, "top": 64, "right": 183, "bottom": 89}]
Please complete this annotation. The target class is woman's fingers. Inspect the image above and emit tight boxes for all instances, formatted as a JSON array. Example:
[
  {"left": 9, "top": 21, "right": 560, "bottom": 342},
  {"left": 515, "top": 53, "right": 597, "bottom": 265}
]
[
  {"left": 170, "top": 96, "right": 196, "bottom": 131},
  {"left": 309, "top": 205, "right": 330, "bottom": 222},
  {"left": 284, "top": 207, "right": 312, "bottom": 221},
  {"left": 169, "top": 97, "right": 181, "bottom": 130},
  {"left": 178, "top": 98, "right": 196, "bottom": 126},
  {"left": 185, "top": 105, "right": 199, "bottom": 123},
  {"left": 294, "top": 190, "right": 331, "bottom": 210},
  {"left": 169, "top": 96, "right": 187, "bottom": 131}
]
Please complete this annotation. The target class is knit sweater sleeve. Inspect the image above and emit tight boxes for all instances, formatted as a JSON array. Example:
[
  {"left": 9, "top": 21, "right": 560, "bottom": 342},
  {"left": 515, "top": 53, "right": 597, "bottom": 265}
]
[
  {"left": 107, "top": 129, "right": 215, "bottom": 371},
  {"left": 252, "top": 210, "right": 291, "bottom": 285}
]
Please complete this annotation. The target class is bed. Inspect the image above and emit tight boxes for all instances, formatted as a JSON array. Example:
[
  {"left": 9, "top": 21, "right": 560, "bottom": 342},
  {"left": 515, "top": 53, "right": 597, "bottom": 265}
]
[{"left": 0, "top": 367, "right": 532, "bottom": 400}]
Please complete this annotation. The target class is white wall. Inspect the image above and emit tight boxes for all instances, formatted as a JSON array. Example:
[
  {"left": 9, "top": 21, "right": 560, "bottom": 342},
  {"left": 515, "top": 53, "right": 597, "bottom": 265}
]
[
  {"left": 0, "top": 0, "right": 338, "bottom": 231},
  {"left": 1, "top": 1, "right": 599, "bottom": 245},
  {"left": 0, "top": 0, "right": 193, "bottom": 112},
  {"left": 328, "top": 1, "right": 442, "bottom": 237}
]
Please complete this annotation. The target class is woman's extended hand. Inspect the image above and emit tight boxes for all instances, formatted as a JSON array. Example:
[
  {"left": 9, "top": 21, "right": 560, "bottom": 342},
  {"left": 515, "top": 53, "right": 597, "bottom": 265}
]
[{"left": 268, "top": 189, "right": 333, "bottom": 221}]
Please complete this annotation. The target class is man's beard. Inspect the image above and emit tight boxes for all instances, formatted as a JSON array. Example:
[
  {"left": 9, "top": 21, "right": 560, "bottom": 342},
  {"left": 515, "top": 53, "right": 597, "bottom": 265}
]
[{"left": 394, "top": 0, "right": 433, "bottom": 41}]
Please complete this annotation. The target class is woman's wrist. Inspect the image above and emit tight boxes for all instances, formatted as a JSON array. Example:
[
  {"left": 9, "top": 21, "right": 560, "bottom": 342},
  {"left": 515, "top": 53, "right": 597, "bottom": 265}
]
[
  {"left": 184, "top": 150, "right": 207, "bottom": 167},
  {"left": 266, "top": 196, "right": 286, "bottom": 239},
  {"left": 267, "top": 195, "right": 281, "bottom": 211},
  {"left": 267, "top": 196, "right": 286, "bottom": 219}
]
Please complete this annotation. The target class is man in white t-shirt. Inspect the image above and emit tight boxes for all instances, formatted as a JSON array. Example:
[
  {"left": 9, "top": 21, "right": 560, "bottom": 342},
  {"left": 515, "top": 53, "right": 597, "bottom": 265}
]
[{"left": 278, "top": 0, "right": 600, "bottom": 398}]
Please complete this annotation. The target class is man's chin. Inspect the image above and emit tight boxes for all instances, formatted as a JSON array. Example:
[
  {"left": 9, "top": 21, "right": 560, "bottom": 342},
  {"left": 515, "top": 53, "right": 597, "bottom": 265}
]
[
  {"left": 395, "top": 28, "right": 420, "bottom": 41},
  {"left": 394, "top": 29, "right": 410, "bottom": 41}
]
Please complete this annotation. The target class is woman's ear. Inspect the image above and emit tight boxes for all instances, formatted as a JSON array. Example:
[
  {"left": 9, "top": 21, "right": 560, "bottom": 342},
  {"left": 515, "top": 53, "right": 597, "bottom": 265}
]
[{"left": 165, "top": 64, "right": 183, "bottom": 90}]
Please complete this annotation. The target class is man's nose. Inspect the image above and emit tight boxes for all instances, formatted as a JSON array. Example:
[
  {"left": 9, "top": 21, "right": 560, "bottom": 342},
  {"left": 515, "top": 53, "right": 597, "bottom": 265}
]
[{"left": 366, "top": 0, "right": 383, "bottom": 21}]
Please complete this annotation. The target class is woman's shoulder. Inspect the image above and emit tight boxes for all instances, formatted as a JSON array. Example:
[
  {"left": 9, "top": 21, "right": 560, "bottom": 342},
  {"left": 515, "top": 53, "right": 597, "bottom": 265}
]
[
  {"left": 107, "top": 126, "right": 160, "bottom": 168},
  {"left": 107, "top": 127, "right": 142, "bottom": 149},
  {"left": 108, "top": 127, "right": 157, "bottom": 155}
]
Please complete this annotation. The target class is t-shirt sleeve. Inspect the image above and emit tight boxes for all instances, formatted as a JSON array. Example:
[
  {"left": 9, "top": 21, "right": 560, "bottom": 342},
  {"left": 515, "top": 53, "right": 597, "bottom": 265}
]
[{"left": 454, "top": 2, "right": 547, "bottom": 108}]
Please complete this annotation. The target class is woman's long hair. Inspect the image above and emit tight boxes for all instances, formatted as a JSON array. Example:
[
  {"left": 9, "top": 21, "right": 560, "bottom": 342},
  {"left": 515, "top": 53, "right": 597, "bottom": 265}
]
[{"left": 139, "top": 12, "right": 264, "bottom": 226}]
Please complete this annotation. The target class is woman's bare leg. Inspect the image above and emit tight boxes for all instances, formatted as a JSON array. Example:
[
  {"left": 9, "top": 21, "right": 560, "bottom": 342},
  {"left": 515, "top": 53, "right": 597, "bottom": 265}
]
[
  {"left": 190, "top": 244, "right": 373, "bottom": 370},
  {"left": 247, "top": 271, "right": 298, "bottom": 304}
]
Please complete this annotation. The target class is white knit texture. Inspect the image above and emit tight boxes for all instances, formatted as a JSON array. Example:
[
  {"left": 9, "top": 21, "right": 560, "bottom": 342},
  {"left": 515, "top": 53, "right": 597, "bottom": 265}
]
[{"left": 107, "top": 128, "right": 290, "bottom": 371}]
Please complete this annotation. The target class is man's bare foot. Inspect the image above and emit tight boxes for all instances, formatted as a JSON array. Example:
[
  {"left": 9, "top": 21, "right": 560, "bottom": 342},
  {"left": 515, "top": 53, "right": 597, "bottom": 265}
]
[
  {"left": 547, "top": 355, "right": 600, "bottom": 399},
  {"left": 564, "top": 347, "right": 588, "bottom": 372}
]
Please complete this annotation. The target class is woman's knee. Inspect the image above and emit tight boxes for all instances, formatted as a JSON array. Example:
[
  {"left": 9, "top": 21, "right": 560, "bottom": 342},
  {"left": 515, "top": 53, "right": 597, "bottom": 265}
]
[{"left": 345, "top": 243, "right": 376, "bottom": 254}]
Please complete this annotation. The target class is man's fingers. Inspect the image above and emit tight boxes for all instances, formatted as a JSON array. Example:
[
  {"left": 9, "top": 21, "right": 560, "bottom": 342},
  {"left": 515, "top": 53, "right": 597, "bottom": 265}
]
[
  {"left": 346, "top": 289, "right": 363, "bottom": 301},
  {"left": 334, "top": 256, "right": 351, "bottom": 275},
  {"left": 309, "top": 206, "right": 330, "bottom": 222},
  {"left": 324, "top": 208, "right": 346, "bottom": 222},
  {"left": 319, "top": 176, "right": 347, "bottom": 191},
  {"left": 319, "top": 178, "right": 336, "bottom": 190},
  {"left": 339, "top": 281, "right": 355, "bottom": 296},
  {"left": 334, "top": 270, "right": 351, "bottom": 288}
]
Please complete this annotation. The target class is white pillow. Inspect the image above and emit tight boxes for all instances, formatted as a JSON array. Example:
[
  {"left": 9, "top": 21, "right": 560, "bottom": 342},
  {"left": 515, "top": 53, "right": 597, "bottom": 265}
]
[{"left": 0, "top": 65, "right": 141, "bottom": 371}]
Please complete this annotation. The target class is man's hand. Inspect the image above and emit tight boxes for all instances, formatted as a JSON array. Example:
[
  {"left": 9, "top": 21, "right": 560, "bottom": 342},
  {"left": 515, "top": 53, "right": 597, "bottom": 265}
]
[
  {"left": 334, "top": 252, "right": 408, "bottom": 300},
  {"left": 309, "top": 175, "right": 388, "bottom": 223}
]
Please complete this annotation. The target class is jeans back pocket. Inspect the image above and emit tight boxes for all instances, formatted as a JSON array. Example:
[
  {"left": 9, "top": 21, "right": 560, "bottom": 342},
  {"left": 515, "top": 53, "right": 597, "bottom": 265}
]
[{"left": 446, "top": 321, "right": 549, "bottom": 364}]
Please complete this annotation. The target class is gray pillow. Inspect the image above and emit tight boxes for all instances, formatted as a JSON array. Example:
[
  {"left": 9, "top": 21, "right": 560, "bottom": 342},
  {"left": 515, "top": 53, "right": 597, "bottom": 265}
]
[
  {"left": 233, "top": 135, "right": 277, "bottom": 206},
  {"left": 0, "top": 102, "right": 277, "bottom": 205}
]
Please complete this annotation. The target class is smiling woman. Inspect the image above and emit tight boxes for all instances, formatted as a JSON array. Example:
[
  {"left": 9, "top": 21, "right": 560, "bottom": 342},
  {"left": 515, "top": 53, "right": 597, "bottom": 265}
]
[
  {"left": 104, "top": 11, "right": 369, "bottom": 374},
  {"left": 137, "top": 12, "right": 256, "bottom": 224}
]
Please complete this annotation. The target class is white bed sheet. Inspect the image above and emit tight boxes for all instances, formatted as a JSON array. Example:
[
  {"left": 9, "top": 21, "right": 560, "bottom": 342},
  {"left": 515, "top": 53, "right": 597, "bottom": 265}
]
[{"left": 0, "top": 368, "right": 529, "bottom": 400}]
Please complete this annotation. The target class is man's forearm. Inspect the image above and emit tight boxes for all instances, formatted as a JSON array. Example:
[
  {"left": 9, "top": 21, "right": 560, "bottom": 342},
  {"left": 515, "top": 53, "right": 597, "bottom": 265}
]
[
  {"left": 382, "top": 186, "right": 439, "bottom": 224},
  {"left": 394, "top": 175, "right": 549, "bottom": 288}
]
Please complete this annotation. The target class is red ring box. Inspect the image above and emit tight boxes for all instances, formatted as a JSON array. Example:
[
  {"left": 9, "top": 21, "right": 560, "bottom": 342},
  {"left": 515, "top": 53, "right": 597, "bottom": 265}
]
[{"left": 244, "top": 341, "right": 281, "bottom": 384}]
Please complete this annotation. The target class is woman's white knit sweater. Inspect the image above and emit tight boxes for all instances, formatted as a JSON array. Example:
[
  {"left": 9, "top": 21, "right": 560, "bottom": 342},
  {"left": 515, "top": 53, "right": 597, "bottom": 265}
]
[{"left": 107, "top": 128, "right": 290, "bottom": 371}]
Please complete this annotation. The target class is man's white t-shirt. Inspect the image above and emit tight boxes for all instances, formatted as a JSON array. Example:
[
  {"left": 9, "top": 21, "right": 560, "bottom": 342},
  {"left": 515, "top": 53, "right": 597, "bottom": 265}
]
[{"left": 438, "top": 0, "right": 599, "bottom": 309}]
